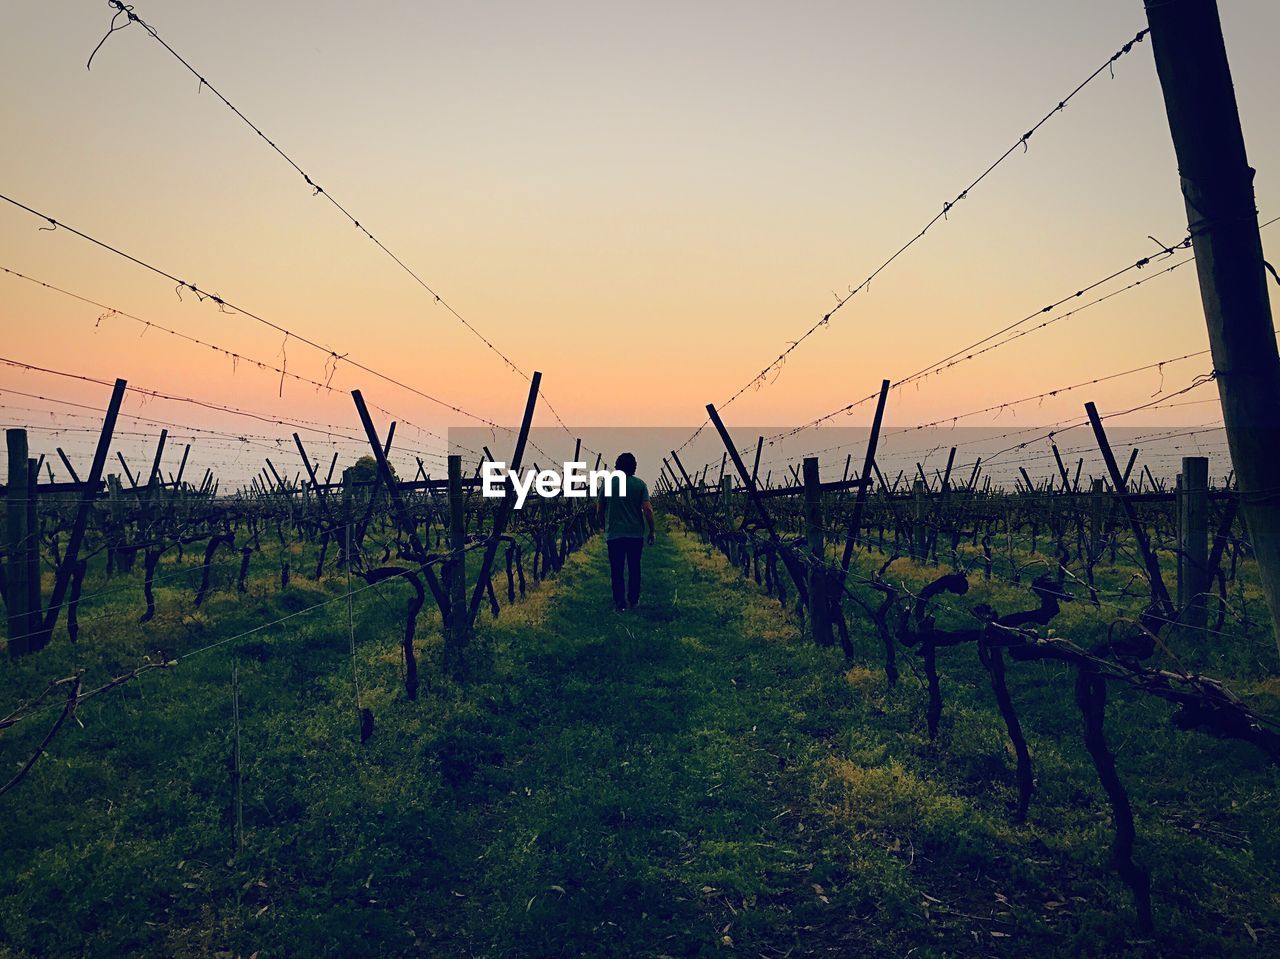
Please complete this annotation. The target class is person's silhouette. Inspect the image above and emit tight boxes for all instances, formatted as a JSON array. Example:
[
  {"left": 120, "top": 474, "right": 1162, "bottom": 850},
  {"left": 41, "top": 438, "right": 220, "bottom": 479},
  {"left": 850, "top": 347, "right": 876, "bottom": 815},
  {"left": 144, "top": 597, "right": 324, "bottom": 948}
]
[{"left": 596, "top": 452, "right": 655, "bottom": 612}]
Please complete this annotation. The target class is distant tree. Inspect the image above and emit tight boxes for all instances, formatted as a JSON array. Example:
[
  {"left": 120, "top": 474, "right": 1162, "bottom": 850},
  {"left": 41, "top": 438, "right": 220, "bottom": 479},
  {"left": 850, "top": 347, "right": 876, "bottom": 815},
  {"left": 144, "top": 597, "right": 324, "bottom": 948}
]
[{"left": 348, "top": 455, "right": 397, "bottom": 485}]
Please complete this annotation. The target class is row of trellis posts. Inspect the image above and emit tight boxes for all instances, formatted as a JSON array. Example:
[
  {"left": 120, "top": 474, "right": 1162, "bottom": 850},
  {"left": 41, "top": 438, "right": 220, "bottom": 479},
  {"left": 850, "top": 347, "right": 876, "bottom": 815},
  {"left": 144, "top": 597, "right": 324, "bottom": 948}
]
[
  {"left": 1, "top": 372, "right": 567, "bottom": 677},
  {"left": 655, "top": 389, "right": 1220, "bottom": 649}
]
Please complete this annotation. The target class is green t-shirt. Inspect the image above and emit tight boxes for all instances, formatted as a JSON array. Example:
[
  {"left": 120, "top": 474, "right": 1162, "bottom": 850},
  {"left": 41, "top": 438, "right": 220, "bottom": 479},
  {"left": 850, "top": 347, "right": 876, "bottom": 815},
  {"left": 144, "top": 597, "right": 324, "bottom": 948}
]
[{"left": 602, "top": 474, "right": 650, "bottom": 541}]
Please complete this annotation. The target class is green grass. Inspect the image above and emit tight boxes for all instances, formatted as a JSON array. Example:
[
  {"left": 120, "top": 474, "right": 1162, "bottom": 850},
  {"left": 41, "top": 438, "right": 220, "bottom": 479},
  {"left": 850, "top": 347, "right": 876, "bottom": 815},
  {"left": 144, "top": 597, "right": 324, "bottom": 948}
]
[{"left": 2, "top": 516, "right": 1278, "bottom": 957}]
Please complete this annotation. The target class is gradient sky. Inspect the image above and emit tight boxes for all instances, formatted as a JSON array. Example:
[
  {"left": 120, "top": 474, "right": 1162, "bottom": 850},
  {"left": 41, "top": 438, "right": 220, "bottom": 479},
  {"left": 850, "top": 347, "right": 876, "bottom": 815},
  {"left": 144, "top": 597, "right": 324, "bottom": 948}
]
[{"left": 2, "top": 1, "right": 1279, "bottom": 485}]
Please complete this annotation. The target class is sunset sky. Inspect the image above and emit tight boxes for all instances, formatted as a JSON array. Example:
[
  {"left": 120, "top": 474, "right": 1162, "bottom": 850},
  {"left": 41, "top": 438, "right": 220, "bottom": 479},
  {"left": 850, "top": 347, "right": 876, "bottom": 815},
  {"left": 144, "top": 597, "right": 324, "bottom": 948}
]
[{"left": 2, "top": 1, "right": 1278, "bottom": 485}]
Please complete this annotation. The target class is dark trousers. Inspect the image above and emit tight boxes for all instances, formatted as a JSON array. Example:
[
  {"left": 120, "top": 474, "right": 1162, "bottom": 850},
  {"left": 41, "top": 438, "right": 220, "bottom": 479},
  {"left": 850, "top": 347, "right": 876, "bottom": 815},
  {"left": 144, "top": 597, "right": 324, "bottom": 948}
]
[{"left": 607, "top": 537, "right": 643, "bottom": 609}]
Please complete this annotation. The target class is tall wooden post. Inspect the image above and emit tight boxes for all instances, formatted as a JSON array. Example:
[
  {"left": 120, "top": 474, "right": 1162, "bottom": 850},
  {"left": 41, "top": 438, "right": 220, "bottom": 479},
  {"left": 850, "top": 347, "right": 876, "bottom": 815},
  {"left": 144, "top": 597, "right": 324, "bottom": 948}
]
[
  {"left": 340, "top": 467, "right": 354, "bottom": 569},
  {"left": 446, "top": 454, "right": 468, "bottom": 674},
  {"left": 38, "top": 378, "right": 126, "bottom": 649},
  {"left": 147, "top": 429, "right": 168, "bottom": 488},
  {"left": 705, "top": 404, "right": 808, "bottom": 606},
  {"left": 1178, "top": 456, "right": 1210, "bottom": 629},
  {"left": 55, "top": 449, "right": 80, "bottom": 484},
  {"left": 174, "top": 444, "right": 190, "bottom": 489},
  {"left": 669, "top": 451, "right": 696, "bottom": 491},
  {"left": 1174, "top": 474, "right": 1184, "bottom": 550},
  {"left": 25, "top": 459, "right": 39, "bottom": 632},
  {"left": 838, "top": 378, "right": 891, "bottom": 578},
  {"left": 464, "top": 373, "right": 541, "bottom": 631},
  {"left": 1086, "top": 402, "right": 1176, "bottom": 621},
  {"left": 721, "top": 474, "right": 734, "bottom": 565},
  {"left": 106, "top": 474, "right": 124, "bottom": 575},
  {"left": 1144, "top": 0, "right": 1280, "bottom": 644},
  {"left": 6, "top": 429, "right": 33, "bottom": 653},
  {"left": 1090, "top": 478, "right": 1105, "bottom": 555},
  {"left": 912, "top": 479, "right": 927, "bottom": 562},
  {"left": 802, "top": 457, "right": 831, "bottom": 647},
  {"left": 1122, "top": 448, "right": 1141, "bottom": 489}
]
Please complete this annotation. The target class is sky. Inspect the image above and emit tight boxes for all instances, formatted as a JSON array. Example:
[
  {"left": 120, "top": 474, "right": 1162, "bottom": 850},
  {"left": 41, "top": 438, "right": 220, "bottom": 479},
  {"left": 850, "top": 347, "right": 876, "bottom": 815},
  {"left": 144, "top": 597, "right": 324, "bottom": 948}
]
[{"left": 2, "top": 1, "right": 1278, "bottom": 487}]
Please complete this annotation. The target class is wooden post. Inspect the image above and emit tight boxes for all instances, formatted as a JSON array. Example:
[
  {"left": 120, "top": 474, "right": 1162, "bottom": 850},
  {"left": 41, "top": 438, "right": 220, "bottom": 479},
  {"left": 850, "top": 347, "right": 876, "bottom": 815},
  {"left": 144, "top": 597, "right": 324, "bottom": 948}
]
[
  {"left": 340, "top": 467, "right": 354, "bottom": 568},
  {"left": 721, "top": 473, "right": 734, "bottom": 564},
  {"left": 38, "top": 378, "right": 126, "bottom": 649},
  {"left": 838, "top": 378, "right": 891, "bottom": 579},
  {"left": 55, "top": 448, "right": 81, "bottom": 485},
  {"left": 1090, "top": 478, "right": 1105, "bottom": 554},
  {"left": 1178, "top": 456, "right": 1209, "bottom": 629},
  {"left": 174, "top": 444, "right": 190, "bottom": 489},
  {"left": 146, "top": 429, "right": 168, "bottom": 488},
  {"left": 1122, "top": 448, "right": 1140, "bottom": 488},
  {"left": 1175, "top": 474, "right": 1184, "bottom": 549},
  {"left": 464, "top": 373, "right": 541, "bottom": 631},
  {"left": 669, "top": 450, "right": 696, "bottom": 490},
  {"left": 446, "top": 454, "right": 468, "bottom": 673},
  {"left": 802, "top": 457, "right": 831, "bottom": 647},
  {"left": 350, "top": 393, "right": 428, "bottom": 561},
  {"left": 6, "top": 429, "right": 33, "bottom": 653},
  {"left": 1052, "top": 443, "right": 1071, "bottom": 492},
  {"left": 1006, "top": 503, "right": 1015, "bottom": 579},
  {"left": 25, "top": 460, "right": 38, "bottom": 631},
  {"left": 1145, "top": 0, "right": 1280, "bottom": 643},
  {"left": 1085, "top": 402, "right": 1176, "bottom": 621},
  {"left": 1143, "top": 465, "right": 1159, "bottom": 495},
  {"left": 912, "top": 479, "right": 927, "bottom": 562},
  {"left": 294, "top": 432, "right": 334, "bottom": 528},
  {"left": 264, "top": 458, "right": 287, "bottom": 494},
  {"left": 705, "top": 404, "right": 808, "bottom": 606},
  {"left": 116, "top": 451, "right": 137, "bottom": 488},
  {"left": 660, "top": 458, "right": 676, "bottom": 491}
]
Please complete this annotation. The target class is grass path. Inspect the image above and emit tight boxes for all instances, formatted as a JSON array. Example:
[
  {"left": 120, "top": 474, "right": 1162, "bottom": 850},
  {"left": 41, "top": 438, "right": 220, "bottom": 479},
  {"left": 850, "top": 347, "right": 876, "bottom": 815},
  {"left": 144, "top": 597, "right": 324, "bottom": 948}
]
[{"left": 422, "top": 519, "right": 914, "bottom": 958}]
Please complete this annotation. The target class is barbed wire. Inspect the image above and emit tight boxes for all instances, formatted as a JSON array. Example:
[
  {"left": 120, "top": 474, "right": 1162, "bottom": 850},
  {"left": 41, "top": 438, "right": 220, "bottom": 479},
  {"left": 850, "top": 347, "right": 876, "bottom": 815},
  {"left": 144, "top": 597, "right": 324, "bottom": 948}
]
[
  {"left": 744, "top": 213, "right": 1278, "bottom": 462},
  {"left": 729, "top": 378, "right": 1223, "bottom": 486},
  {"left": 0, "top": 356, "right": 469, "bottom": 468},
  {"left": 0, "top": 386, "right": 448, "bottom": 459},
  {"left": 0, "top": 288, "right": 465, "bottom": 465},
  {"left": 0, "top": 265, "right": 467, "bottom": 452},
  {"left": 672, "top": 27, "right": 1153, "bottom": 454},
  {"left": 82, "top": 0, "right": 584, "bottom": 447},
  {"left": 0, "top": 192, "right": 513, "bottom": 433}
]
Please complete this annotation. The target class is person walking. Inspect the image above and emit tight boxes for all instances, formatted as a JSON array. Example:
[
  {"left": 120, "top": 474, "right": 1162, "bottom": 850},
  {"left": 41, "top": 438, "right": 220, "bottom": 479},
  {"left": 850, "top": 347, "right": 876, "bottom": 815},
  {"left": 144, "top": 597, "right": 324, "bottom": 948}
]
[{"left": 597, "top": 452, "right": 655, "bottom": 612}]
